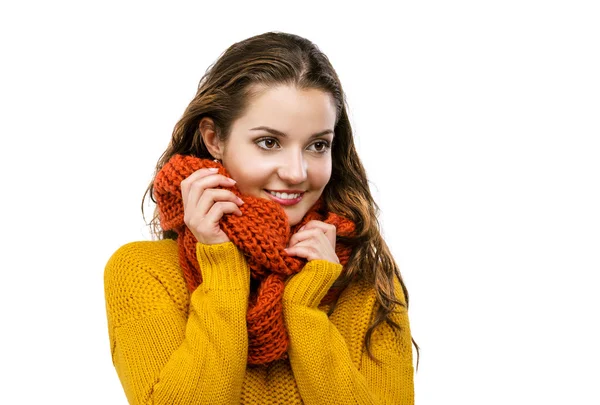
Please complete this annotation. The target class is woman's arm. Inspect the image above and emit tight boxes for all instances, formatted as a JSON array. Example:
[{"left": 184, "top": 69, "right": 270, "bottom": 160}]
[
  {"left": 104, "top": 241, "right": 250, "bottom": 405},
  {"left": 282, "top": 260, "right": 414, "bottom": 405}
]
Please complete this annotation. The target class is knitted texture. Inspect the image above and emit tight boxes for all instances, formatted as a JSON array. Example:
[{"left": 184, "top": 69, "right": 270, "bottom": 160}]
[
  {"left": 153, "top": 154, "right": 356, "bottom": 365},
  {"left": 104, "top": 240, "right": 415, "bottom": 404}
]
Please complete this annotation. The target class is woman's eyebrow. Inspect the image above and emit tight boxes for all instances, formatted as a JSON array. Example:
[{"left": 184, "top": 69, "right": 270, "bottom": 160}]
[{"left": 250, "top": 126, "right": 334, "bottom": 139}]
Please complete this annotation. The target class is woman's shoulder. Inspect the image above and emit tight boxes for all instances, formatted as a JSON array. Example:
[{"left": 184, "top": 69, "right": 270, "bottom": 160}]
[
  {"left": 107, "top": 238, "right": 179, "bottom": 264},
  {"left": 334, "top": 274, "right": 408, "bottom": 320},
  {"left": 105, "top": 238, "right": 179, "bottom": 273},
  {"left": 105, "top": 239, "right": 180, "bottom": 281},
  {"left": 104, "top": 239, "right": 188, "bottom": 322}
]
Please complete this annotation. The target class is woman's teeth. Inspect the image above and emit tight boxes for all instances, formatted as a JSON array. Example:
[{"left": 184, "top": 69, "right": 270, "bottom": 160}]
[{"left": 267, "top": 190, "right": 301, "bottom": 199}]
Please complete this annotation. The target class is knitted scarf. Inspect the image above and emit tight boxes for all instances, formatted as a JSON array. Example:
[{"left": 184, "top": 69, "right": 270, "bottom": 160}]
[{"left": 154, "top": 154, "right": 356, "bottom": 365}]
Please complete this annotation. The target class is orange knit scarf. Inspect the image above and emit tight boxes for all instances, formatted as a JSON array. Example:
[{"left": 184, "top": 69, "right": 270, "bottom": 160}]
[{"left": 154, "top": 154, "right": 356, "bottom": 365}]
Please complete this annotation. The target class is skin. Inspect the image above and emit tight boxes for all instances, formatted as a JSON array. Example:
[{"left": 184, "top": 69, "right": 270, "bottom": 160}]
[{"left": 180, "top": 84, "right": 340, "bottom": 264}]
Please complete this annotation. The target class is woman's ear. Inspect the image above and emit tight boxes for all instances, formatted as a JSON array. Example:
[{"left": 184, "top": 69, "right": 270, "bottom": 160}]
[{"left": 199, "top": 117, "right": 224, "bottom": 159}]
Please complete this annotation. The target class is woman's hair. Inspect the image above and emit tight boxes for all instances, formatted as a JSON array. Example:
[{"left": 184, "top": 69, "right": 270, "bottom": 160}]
[{"left": 142, "top": 31, "right": 419, "bottom": 369}]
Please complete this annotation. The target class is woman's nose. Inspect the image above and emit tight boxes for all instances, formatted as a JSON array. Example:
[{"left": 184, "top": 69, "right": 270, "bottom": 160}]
[{"left": 278, "top": 151, "right": 308, "bottom": 185}]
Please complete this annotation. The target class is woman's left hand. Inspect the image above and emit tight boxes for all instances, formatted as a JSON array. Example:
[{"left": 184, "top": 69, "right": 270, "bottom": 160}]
[{"left": 284, "top": 220, "right": 340, "bottom": 264}]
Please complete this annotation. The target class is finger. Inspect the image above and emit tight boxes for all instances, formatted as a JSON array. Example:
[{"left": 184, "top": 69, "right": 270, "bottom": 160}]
[
  {"left": 180, "top": 168, "right": 220, "bottom": 208},
  {"left": 196, "top": 188, "right": 244, "bottom": 217},
  {"left": 289, "top": 221, "right": 336, "bottom": 250},
  {"left": 300, "top": 220, "right": 336, "bottom": 236},
  {"left": 284, "top": 239, "right": 340, "bottom": 264},
  {"left": 287, "top": 228, "right": 323, "bottom": 248},
  {"left": 179, "top": 168, "right": 235, "bottom": 207},
  {"left": 205, "top": 201, "right": 243, "bottom": 224},
  {"left": 286, "top": 234, "right": 333, "bottom": 263},
  {"left": 183, "top": 174, "right": 237, "bottom": 213},
  {"left": 306, "top": 221, "right": 336, "bottom": 250},
  {"left": 283, "top": 245, "right": 319, "bottom": 262}
]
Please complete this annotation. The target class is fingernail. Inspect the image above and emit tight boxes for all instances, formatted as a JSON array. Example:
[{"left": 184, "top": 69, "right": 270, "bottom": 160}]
[
  {"left": 299, "top": 226, "right": 305, "bottom": 231},
  {"left": 228, "top": 178, "right": 236, "bottom": 183},
  {"left": 237, "top": 197, "right": 244, "bottom": 204},
  {"left": 208, "top": 168, "right": 218, "bottom": 172}
]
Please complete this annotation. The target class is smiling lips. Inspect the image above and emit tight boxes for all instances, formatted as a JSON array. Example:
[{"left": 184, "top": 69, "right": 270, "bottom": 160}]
[{"left": 265, "top": 190, "right": 305, "bottom": 205}]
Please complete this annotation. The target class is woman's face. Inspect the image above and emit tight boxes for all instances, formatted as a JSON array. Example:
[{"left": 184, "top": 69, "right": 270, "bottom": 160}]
[{"left": 220, "top": 84, "right": 336, "bottom": 226}]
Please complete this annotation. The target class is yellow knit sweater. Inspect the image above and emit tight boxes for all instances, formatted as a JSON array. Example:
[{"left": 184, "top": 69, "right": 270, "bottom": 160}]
[{"left": 104, "top": 239, "right": 414, "bottom": 404}]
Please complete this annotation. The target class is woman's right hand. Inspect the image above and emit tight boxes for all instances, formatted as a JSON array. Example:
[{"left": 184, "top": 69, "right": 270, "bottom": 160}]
[{"left": 180, "top": 168, "right": 244, "bottom": 245}]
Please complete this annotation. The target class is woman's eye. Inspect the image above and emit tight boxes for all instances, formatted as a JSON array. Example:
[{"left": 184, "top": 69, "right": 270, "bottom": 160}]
[
  {"left": 256, "top": 138, "right": 280, "bottom": 150},
  {"left": 256, "top": 138, "right": 330, "bottom": 153},
  {"left": 309, "top": 141, "right": 331, "bottom": 153}
]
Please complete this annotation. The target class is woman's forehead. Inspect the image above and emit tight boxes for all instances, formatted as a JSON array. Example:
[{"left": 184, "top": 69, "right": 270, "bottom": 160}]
[{"left": 234, "top": 85, "right": 336, "bottom": 136}]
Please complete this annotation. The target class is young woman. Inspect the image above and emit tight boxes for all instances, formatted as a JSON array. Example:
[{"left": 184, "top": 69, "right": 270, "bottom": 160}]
[{"left": 104, "top": 31, "right": 418, "bottom": 404}]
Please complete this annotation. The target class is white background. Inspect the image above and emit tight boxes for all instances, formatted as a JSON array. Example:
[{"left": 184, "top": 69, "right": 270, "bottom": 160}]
[{"left": 1, "top": 1, "right": 599, "bottom": 404}]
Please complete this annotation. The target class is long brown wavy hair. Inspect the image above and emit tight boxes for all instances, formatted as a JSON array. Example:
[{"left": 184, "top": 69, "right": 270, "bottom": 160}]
[{"left": 142, "top": 31, "right": 419, "bottom": 370}]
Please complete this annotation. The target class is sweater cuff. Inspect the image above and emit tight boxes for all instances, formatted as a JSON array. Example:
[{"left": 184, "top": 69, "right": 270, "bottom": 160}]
[
  {"left": 195, "top": 242, "right": 250, "bottom": 291},
  {"left": 283, "top": 260, "right": 343, "bottom": 307}
]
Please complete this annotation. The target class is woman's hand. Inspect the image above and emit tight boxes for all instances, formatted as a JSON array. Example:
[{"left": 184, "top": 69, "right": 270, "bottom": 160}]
[
  {"left": 180, "top": 168, "right": 244, "bottom": 245},
  {"left": 284, "top": 220, "right": 339, "bottom": 264}
]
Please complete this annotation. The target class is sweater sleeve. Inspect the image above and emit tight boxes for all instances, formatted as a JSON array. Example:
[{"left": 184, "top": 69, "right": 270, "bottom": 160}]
[
  {"left": 282, "top": 260, "right": 414, "bottom": 405},
  {"left": 104, "top": 241, "right": 250, "bottom": 405}
]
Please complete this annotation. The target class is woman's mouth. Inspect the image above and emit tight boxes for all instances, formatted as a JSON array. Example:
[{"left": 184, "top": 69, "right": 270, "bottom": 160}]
[{"left": 264, "top": 190, "right": 305, "bottom": 206}]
